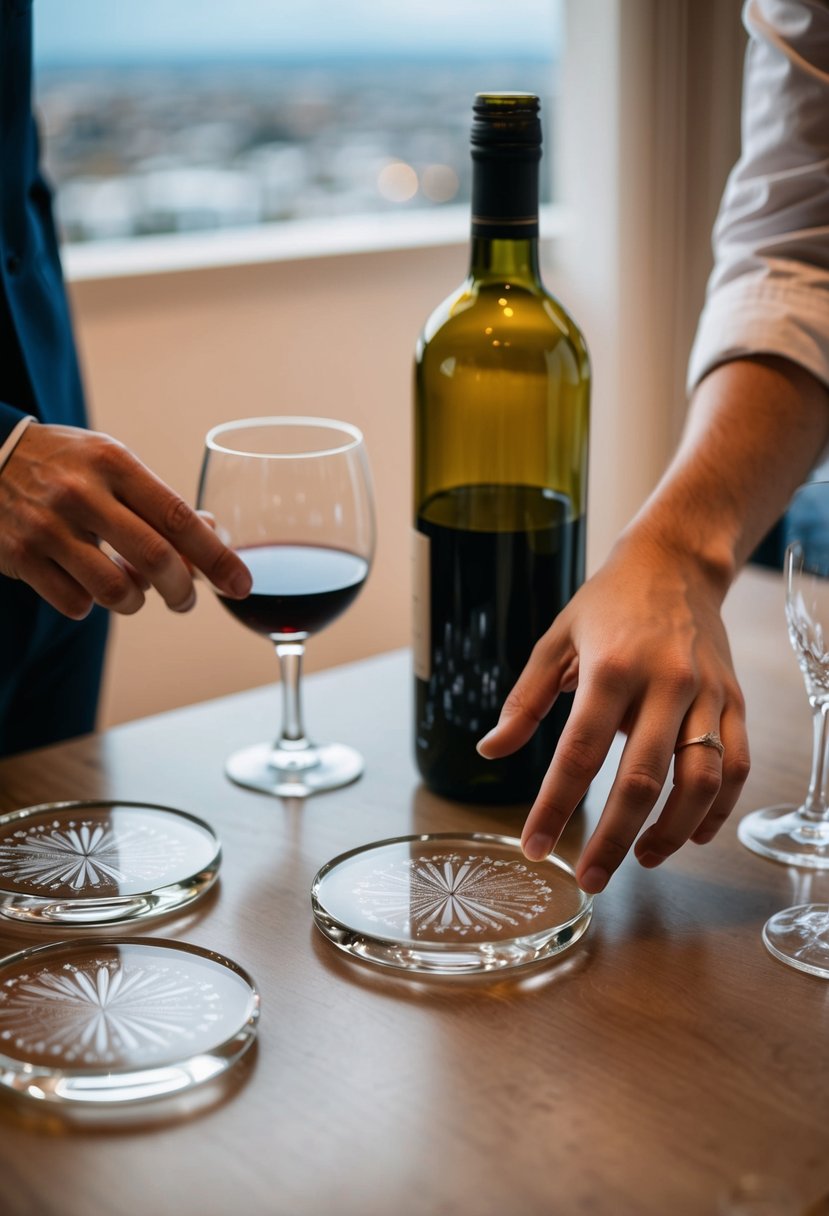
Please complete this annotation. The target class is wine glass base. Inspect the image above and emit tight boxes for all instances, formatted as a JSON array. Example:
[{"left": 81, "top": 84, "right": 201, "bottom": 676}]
[
  {"left": 763, "top": 903, "right": 829, "bottom": 978},
  {"left": 225, "top": 742, "right": 364, "bottom": 798},
  {"left": 737, "top": 805, "right": 829, "bottom": 868}
]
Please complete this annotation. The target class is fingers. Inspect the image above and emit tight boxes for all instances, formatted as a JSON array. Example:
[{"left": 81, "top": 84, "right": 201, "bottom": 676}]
[
  {"left": 689, "top": 702, "right": 751, "bottom": 844},
  {"left": 113, "top": 457, "right": 251, "bottom": 601},
  {"left": 102, "top": 546, "right": 151, "bottom": 595},
  {"left": 516, "top": 670, "right": 747, "bottom": 896},
  {"left": 0, "top": 424, "right": 252, "bottom": 618},
  {"left": 14, "top": 493, "right": 196, "bottom": 616},
  {"left": 571, "top": 698, "right": 748, "bottom": 894},
  {"left": 91, "top": 500, "right": 200, "bottom": 612},
  {"left": 633, "top": 700, "right": 749, "bottom": 866},
  {"left": 15, "top": 558, "right": 96, "bottom": 621},
  {"left": 477, "top": 633, "right": 574, "bottom": 759},
  {"left": 570, "top": 723, "right": 688, "bottom": 895},
  {"left": 519, "top": 672, "right": 633, "bottom": 862},
  {"left": 629, "top": 695, "right": 726, "bottom": 869},
  {"left": 13, "top": 534, "right": 147, "bottom": 618},
  {"left": 534, "top": 695, "right": 687, "bottom": 893},
  {"left": 633, "top": 751, "right": 721, "bottom": 870}
]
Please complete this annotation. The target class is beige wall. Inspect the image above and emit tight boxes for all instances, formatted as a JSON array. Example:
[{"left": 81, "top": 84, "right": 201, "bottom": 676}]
[{"left": 71, "top": 245, "right": 468, "bottom": 728}]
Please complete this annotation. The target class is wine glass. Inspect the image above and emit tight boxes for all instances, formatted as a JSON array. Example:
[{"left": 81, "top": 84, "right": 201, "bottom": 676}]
[
  {"left": 738, "top": 480, "right": 829, "bottom": 977},
  {"left": 197, "top": 416, "right": 375, "bottom": 797},
  {"left": 739, "top": 480, "right": 829, "bottom": 868}
]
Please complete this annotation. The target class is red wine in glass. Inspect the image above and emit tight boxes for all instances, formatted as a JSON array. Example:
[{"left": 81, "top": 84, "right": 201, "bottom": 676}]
[
  {"left": 218, "top": 543, "right": 369, "bottom": 638},
  {"left": 197, "top": 415, "right": 375, "bottom": 798}
]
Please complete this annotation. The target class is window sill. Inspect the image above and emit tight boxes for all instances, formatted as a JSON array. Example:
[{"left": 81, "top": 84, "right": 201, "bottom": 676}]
[{"left": 62, "top": 204, "right": 568, "bottom": 283}]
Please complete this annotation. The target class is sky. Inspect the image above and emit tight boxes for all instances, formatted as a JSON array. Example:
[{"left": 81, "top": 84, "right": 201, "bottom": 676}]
[{"left": 34, "top": 0, "right": 563, "bottom": 64}]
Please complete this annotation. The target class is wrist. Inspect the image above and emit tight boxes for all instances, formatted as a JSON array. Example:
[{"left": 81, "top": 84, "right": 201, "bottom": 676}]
[
  {"left": 0, "top": 415, "right": 36, "bottom": 476},
  {"left": 615, "top": 506, "right": 738, "bottom": 603}
]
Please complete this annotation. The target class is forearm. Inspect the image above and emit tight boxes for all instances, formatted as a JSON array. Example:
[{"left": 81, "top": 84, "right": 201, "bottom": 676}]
[{"left": 624, "top": 355, "right": 829, "bottom": 589}]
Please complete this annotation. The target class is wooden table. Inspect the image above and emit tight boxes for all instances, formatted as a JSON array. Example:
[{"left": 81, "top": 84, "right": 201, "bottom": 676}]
[{"left": 0, "top": 566, "right": 827, "bottom": 1216}]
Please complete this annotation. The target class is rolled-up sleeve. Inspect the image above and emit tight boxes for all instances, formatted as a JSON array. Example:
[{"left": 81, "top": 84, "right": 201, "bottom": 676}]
[{"left": 687, "top": 0, "right": 829, "bottom": 393}]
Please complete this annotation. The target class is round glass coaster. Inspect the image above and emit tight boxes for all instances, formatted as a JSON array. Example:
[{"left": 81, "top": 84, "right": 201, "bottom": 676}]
[
  {"left": 311, "top": 833, "right": 593, "bottom": 976},
  {"left": 762, "top": 903, "right": 829, "bottom": 979},
  {"left": 0, "top": 938, "right": 259, "bottom": 1106},
  {"left": 0, "top": 801, "right": 220, "bottom": 926}
]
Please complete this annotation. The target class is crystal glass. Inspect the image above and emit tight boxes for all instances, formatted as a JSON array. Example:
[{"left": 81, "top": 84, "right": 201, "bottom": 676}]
[
  {"left": 739, "top": 481, "right": 829, "bottom": 976},
  {"left": 198, "top": 417, "right": 375, "bottom": 797},
  {"left": 739, "top": 481, "right": 829, "bottom": 867}
]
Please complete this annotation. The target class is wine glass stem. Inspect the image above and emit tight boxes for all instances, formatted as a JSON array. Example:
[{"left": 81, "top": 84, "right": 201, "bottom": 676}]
[
  {"left": 804, "top": 700, "right": 829, "bottom": 821},
  {"left": 275, "top": 642, "right": 311, "bottom": 751}
]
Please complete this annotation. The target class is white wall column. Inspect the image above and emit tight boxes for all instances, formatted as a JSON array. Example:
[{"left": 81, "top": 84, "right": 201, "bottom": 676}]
[{"left": 553, "top": 0, "right": 745, "bottom": 567}]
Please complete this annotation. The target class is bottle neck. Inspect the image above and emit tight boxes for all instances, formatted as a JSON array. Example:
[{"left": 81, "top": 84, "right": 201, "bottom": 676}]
[
  {"left": 468, "top": 237, "right": 540, "bottom": 283},
  {"left": 470, "top": 149, "right": 540, "bottom": 282}
]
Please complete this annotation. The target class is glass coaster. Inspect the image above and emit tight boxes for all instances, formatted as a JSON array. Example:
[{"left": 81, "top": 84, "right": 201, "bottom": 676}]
[
  {"left": 0, "top": 938, "right": 259, "bottom": 1106},
  {"left": 311, "top": 833, "right": 593, "bottom": 976},
  {"left": 0, "top": 801, "right": 220, "bottom": 926}
]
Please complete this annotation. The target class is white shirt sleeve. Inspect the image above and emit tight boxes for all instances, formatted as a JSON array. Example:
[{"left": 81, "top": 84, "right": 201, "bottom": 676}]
[{"left": 687, "top": 0, "right": 829, "bottom": 394}]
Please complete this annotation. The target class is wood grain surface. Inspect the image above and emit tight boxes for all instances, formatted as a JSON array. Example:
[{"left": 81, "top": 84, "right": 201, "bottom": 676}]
[{"left": 0, "top": 565, "right": 826, "bottom": 1216}]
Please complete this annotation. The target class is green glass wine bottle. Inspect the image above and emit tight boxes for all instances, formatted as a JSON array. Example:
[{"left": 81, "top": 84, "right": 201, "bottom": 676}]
[{"left": 413, "top": 93, "right": 590, "bottom": 803}]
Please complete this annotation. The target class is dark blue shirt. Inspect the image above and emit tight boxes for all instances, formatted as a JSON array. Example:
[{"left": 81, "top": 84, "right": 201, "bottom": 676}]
[{"left": 0, "top": 0, "right": 87, "bottom": 442}]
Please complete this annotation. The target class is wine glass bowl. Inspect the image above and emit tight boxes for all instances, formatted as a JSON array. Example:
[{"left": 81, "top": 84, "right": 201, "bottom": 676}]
[{"left": 197, "top": 416, "right": 375, "bottom": 797}]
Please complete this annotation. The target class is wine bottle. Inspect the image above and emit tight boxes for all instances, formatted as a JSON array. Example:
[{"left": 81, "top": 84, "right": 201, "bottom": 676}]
[{"left": 413, "top": 93, "right": 590, "bottom": 803}]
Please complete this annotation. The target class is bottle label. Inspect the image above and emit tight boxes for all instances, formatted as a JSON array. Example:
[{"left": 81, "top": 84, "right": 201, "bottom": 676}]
[{"left": 412, "top": 528, "right": 431, "bottom": 680}]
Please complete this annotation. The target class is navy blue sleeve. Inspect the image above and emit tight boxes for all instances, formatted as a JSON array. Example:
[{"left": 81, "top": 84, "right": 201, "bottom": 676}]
[
  {"left": 0, "top": 401, "right": 29, "bottom": 444},
  {"left": 0, "top": 1, "right": 88, "bottom": 437}
]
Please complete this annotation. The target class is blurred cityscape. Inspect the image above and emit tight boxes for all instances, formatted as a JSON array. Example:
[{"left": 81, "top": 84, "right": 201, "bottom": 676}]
[{"left": 35, "top": 57, "right": 557, "bottom": 244}]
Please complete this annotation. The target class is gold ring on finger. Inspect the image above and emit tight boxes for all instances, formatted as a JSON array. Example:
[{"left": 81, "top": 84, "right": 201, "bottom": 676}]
[{"left": 675, "top": 731, "right": 724, "bottom": 758}]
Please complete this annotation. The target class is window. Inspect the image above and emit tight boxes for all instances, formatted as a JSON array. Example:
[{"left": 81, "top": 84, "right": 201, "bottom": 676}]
[{"left": 34, "top": 0, "right": 563, "bottom": 245}]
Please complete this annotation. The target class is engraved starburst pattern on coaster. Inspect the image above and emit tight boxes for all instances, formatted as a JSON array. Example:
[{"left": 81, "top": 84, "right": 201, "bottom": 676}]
[
  {"left": 0, "top": 819, "right": 188, "bottom": 893},
  {"left": 353, "top": 852, "right": 554, "bottom": 937},
  {"left": 0, "top": 955, "right": 223, "bottom": 1067}
]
